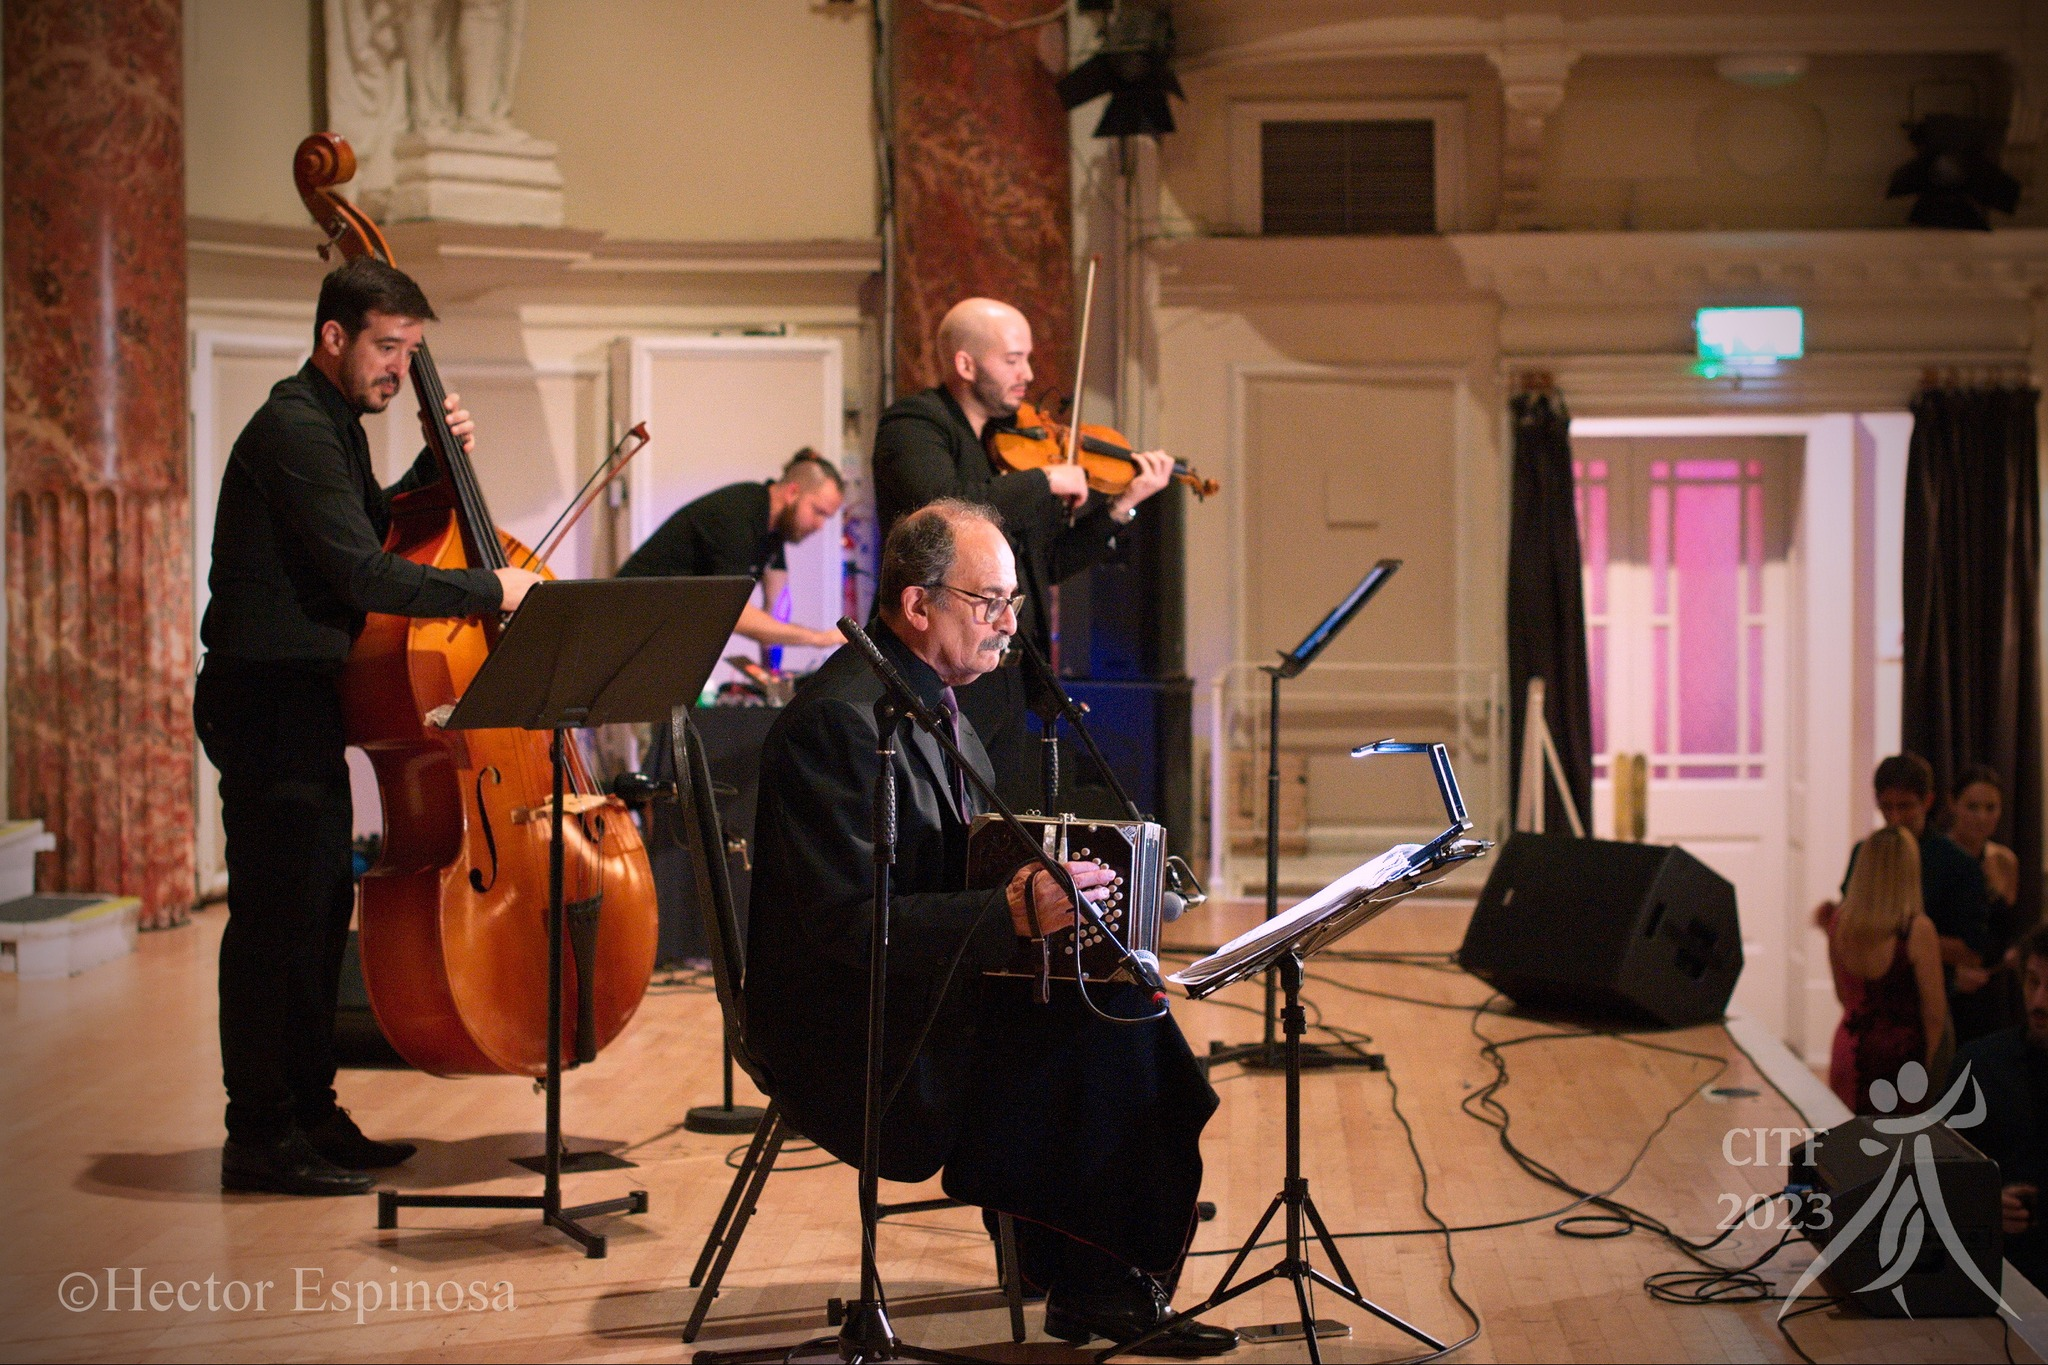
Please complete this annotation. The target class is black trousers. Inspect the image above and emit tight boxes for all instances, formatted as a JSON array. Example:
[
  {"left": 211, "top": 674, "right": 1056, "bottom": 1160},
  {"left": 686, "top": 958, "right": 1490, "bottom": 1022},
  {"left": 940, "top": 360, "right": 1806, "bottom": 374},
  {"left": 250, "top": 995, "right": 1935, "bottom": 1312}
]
[
  {"left": 946, "top": 982, "right": 1217, "bottom": 1295},
  {"left": 194, "top": 659, "right": 357, "bottom": 1144}
]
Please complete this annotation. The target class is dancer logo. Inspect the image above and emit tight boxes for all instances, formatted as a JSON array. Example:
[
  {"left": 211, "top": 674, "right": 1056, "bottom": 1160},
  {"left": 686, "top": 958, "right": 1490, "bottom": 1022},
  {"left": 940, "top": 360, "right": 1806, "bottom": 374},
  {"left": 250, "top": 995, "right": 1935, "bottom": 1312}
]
[{"left": 1780, "top": 1060, "right": 2012, "bottom": 1318}]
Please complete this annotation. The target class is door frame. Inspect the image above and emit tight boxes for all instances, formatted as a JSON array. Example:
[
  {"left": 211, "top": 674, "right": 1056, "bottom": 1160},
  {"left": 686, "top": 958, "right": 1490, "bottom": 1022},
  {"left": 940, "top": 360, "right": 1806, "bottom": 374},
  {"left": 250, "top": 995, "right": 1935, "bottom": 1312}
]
[
  {"left": 189, "top": 329, "right": 310, "bottom": 901},
  {"left": 1572, "top": 412, "right": 1856, "bottom": 1059}
]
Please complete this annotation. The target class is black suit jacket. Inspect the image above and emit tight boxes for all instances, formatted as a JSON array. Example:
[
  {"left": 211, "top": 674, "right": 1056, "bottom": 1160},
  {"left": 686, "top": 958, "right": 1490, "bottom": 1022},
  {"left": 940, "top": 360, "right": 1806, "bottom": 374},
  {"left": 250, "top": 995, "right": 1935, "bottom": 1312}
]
[
  {"left": 745, "top": 621, "right": 1219, "bottom": 1276},
  {"left": 1958, "top": 1027, "right": 2047, "bottom": 1286},
  {"left": 744, "top": 622, "right": 1015, "bottom": 1180}
]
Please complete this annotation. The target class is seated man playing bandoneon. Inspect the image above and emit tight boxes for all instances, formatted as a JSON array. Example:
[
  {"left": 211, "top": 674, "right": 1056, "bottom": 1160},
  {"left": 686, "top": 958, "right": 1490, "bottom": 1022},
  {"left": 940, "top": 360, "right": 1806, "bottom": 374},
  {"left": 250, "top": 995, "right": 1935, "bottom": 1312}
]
[{"left": 743, "top": 498, "right": 1234, "bottom": 1356}]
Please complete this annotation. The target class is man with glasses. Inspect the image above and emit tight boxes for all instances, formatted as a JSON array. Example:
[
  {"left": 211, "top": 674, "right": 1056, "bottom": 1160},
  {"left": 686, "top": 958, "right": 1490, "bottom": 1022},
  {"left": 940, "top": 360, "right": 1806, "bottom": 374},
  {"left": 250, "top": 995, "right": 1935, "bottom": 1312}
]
[
  {"left": 745, "top": 500, "right": 1232, "bottom": 1356},
  {"left": 872, "top": 297, "right": 1179, "bottom": 807}
]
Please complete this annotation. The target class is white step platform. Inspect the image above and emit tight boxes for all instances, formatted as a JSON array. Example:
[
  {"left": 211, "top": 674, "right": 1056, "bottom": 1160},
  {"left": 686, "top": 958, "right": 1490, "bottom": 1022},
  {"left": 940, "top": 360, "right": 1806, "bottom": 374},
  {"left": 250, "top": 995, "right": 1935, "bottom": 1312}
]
[{"left": 0, "top": 893, "right": 141, "bottom": 980}]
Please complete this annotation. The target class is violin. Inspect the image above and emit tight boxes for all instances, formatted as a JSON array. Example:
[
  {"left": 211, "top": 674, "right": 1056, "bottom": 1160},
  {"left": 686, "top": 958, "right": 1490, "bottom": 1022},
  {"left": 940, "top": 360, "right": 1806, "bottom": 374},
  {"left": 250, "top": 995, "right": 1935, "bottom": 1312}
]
[
  {"left": 988, "top": 401, "right": 1220, "bottom": 502},
  {"left": 293, "top": 132, "right": 658, "bottom": 1078}
]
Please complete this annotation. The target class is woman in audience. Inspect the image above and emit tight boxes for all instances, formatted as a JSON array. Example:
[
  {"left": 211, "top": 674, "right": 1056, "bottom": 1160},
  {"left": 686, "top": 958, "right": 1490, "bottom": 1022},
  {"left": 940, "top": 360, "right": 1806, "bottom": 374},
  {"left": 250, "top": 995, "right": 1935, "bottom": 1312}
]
[
  {"left": 1825, "top": 826, "right": 1951, "bottom": 1113},
  {"left": 1950, "top": 763, "right": 2024, "bottom": 1031},
  {"left": 1949, "top": 764, "right": 2019, "bottom": 913}
]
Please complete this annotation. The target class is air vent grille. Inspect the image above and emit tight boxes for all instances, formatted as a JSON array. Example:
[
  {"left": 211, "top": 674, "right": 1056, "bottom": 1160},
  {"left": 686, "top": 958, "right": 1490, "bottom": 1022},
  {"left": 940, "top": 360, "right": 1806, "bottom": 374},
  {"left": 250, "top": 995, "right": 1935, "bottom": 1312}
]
[{"left": 1260, "top": 119, "right": 1436, "bottom": 236}]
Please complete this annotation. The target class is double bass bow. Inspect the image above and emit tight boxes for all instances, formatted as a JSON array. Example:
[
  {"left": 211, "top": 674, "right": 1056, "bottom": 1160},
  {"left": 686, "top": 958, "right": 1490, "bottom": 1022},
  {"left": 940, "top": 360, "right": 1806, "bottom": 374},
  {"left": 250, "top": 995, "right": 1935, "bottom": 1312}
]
[{"left": 293, "top": 132, "right": 659, "bottom": 1078}]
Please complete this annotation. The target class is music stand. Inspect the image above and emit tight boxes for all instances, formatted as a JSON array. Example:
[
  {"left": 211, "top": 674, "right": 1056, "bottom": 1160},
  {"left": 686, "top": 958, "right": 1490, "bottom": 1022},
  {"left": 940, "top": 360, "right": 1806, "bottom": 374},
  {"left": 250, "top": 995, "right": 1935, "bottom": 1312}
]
[
  {"left": 1108, "top": 742, "right": 1490, "bottom": 1363},
  {"left": 1208, "top": 559, "right": 1400, "bottom": 1074},
  {"left": 375, "top": 575, "right": 753, "bottom": 1259}
]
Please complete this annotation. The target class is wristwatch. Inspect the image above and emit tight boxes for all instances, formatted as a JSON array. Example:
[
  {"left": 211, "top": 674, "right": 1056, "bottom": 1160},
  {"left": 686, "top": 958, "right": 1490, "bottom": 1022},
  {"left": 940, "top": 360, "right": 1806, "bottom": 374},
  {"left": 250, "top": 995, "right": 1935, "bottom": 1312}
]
[{"left": 1111, "top": 503, "right": 1138, "bottom": 526}]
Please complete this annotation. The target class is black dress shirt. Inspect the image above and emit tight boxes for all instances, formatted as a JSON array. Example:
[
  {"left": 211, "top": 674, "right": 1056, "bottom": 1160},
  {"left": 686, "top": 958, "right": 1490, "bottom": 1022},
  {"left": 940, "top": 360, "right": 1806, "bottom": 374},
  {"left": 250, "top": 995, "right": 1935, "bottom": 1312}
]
[
  {"left": 616, "top": 479, "right": 786, "bottom": 581},
  {"left": 1957, "top": 1026, "right": 2047, "bottom": 1288},
  {"left": 200, "top": 362, "right": 502, "bottom": 667}
]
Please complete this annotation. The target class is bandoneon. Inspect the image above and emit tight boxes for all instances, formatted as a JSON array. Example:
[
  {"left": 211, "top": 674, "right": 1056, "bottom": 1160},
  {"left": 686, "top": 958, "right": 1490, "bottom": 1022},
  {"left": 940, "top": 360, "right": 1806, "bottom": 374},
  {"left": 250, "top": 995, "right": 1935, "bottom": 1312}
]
[{"left": 967, "top": 813, "right": 1165, "bottom": 984}]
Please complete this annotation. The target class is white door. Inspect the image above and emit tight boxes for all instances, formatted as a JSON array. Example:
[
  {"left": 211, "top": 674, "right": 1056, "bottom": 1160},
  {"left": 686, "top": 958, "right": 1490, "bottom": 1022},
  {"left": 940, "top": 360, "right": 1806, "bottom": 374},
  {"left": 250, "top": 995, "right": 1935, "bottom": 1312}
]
[
  {"left": 190, "top": 331, "right": 312, "bottom": 896},
  {"left": 614, "top": 336, "right": 845, "bottom": 689},
  {"left": 1576, "top": 436, "right": 1801, "bottom": 1035}
]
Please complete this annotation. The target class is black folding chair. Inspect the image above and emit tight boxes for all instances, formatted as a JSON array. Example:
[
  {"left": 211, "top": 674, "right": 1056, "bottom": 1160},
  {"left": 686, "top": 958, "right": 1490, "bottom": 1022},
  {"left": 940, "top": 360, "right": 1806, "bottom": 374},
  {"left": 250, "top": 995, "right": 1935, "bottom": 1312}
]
[{"left": 670, "top": 712, "right": 1026, "bottom": 1345}]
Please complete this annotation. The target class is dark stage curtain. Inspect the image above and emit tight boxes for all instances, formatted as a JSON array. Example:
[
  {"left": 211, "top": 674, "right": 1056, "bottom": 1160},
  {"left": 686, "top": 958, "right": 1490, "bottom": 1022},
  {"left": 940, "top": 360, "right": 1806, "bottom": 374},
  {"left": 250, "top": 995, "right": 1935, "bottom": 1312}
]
[
  {"left": 1903, "top": 383, "right": 2043, "bottom": 939},
  {"left": 1506, "top": 388, "right": 1595, "bottom": 834}
]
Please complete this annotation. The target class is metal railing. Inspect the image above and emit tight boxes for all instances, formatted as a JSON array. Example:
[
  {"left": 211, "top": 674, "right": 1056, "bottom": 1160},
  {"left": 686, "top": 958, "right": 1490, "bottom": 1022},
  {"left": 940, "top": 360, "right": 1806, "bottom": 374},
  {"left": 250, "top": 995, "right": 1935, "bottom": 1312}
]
[{"left": 1203, "top": 662, "right": 1506, "bottom": 897}]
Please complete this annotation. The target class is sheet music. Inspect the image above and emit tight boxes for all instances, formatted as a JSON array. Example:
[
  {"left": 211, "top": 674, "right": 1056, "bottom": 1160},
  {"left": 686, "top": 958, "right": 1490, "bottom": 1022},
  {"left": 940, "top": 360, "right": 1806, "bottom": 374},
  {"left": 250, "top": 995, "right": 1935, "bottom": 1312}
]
[{"left": 1169, "top": 843, "right": 1423, "bottom": 993}]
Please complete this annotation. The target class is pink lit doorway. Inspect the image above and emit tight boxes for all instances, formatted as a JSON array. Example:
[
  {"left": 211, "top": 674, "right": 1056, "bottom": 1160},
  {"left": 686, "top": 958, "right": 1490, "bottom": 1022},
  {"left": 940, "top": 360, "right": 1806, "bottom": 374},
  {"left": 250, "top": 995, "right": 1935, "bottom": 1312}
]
[{"left": 1569, "top": 414, "right": 1910, "bottom": 1059}]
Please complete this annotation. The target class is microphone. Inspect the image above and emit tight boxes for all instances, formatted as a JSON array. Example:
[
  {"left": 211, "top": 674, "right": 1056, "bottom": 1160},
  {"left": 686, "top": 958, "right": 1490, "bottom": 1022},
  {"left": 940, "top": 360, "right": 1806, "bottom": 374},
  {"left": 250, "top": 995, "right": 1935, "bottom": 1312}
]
[
  {"left": 838, "top": 617, "right": 1168, "bottom": 1002},
  {"left": 1160, "top": 891, "right": 1186, "bottom": 923},
  {"left": 837, "top": 616, "right": 942, "bottom": 732}
]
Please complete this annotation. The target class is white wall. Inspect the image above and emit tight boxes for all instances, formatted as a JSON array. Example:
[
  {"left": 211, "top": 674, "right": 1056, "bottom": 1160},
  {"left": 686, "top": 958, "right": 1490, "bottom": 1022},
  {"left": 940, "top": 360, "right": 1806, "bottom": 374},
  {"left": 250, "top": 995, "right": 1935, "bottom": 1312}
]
[{"left": 183, "top": 0, "right": 876, "bottom": 242}]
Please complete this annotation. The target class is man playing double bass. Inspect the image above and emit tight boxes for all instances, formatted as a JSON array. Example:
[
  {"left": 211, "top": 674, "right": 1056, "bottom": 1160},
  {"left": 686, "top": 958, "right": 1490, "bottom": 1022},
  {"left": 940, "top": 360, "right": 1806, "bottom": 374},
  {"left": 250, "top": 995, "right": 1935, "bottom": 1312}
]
[
  {"left": 871, "top": 297, "right": 1178, "bottom": 809},
  {"left": 197, "top": 258, "right": 541, "bottom": 1196}
]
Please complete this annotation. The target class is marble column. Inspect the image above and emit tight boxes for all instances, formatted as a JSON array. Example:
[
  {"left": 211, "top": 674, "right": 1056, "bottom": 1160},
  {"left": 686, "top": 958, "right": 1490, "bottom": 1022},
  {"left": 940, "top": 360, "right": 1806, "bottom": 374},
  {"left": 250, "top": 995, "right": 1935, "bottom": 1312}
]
[
  {"left": 892, "top": 1, "right": 1075, "bottom": 401},
  {"left": 4, "top": 0, "right": 194, "bottom": 928}
]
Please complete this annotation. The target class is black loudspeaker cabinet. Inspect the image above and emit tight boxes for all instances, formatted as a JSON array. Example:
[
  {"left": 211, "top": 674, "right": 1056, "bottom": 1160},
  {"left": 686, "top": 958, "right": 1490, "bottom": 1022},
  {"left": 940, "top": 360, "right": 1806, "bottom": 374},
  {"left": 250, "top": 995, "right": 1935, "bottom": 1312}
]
[
  {"left": 1790, "top": 1116, "right": 2004, "bottom": 1317},
  {"left": 335, "top": 930, "right": 408, "bottom": 1069},
  {"left": 645, "top": 706, "right": 776, "bottom": 966},
  {"left": 1052, "top": 676, "right": 1194, "bottom": 861},
  {"left": 1458, "top": 832, "right": 1743, "bottom": 1028}
]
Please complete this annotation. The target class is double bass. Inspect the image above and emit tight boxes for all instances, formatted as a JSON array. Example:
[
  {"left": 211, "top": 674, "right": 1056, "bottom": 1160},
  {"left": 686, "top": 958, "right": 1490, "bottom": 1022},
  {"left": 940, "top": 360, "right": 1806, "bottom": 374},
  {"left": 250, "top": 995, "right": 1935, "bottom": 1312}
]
[{"left": 294, "top": 133, "right": 658, "bottom": 1077}]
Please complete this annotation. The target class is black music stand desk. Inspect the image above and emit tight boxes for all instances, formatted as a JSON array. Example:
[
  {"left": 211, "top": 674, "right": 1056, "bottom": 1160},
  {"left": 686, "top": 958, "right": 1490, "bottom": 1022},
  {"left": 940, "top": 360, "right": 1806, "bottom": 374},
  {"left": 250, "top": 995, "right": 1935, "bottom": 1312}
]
[
  {"left": 375, "top": 575, "right": 753, "bottom": 1258},
  {"left": 1109, "top": 742, "right": 1490, "bottom": 1363}
]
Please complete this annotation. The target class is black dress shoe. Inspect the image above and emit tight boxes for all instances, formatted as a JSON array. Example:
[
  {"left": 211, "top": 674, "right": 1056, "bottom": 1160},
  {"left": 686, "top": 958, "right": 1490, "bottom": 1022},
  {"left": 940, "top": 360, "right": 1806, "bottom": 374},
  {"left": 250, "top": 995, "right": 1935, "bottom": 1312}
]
[
  {"left": 303, "top": 1107, "right": 416, "bottom": 1170},
  {"left": 222, "top": 1131, "right": 375, "bottom": 1196},
  {"left": 1044, "top": 1271, "right": 1239, "bottom": 1358}
]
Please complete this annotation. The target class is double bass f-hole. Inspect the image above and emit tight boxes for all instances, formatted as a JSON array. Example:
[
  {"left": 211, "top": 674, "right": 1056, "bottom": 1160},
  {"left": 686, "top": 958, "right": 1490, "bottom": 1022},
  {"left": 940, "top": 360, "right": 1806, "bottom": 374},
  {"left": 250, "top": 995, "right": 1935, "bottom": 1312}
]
[{"left": 469, "top": 766, "right": 503, "bottom": 893}]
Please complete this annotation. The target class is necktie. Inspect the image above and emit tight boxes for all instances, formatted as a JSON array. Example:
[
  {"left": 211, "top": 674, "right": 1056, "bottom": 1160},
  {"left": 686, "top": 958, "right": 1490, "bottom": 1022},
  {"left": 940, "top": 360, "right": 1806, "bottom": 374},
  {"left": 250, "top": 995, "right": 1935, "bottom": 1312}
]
[{"left": 937, "top": 687, "right": 969, "bottom": 814}]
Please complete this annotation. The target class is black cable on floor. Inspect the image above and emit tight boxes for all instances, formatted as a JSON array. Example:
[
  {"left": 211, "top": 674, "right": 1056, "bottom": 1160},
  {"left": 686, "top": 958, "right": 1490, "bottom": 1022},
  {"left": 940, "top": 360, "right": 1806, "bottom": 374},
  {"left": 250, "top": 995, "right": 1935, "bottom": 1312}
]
[
  {"left": 1771, "top": 1295, "right": 1841, "bottom": 1365},
  {"left": 1371, "top": 1028, "right": 1483, "bottom": 1362}
]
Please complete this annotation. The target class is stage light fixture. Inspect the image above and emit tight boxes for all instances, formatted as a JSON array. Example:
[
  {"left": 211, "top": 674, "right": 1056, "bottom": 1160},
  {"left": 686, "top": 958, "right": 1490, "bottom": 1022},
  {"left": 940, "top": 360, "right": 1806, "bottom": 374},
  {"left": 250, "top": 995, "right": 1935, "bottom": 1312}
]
[
  {"left": 1057, "top": 1, "right": 1181, "bottom": 139},
  {"left": 1886, "top": 113, "right": 2021, "bottom": 230}
]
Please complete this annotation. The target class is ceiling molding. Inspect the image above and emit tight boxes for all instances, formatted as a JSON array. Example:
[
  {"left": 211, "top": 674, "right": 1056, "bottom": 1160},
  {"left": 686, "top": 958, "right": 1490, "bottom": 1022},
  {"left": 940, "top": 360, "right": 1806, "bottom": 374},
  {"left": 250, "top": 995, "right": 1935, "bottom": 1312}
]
[
  {"left": 1506, "top": 349, "right": 2033, "bottom": 415},
  {"left": 1450, "top": 228, "right": 2048, "bottom": 305},
  {"left": 187, "top": 217, "right": 881, "bottom": 307},
  {"left": 1180, "top": 5, "right": 2029, "bottom": 73},
  {"left": 1151, "top": 228, "right": 2048, "bottom": 309}
]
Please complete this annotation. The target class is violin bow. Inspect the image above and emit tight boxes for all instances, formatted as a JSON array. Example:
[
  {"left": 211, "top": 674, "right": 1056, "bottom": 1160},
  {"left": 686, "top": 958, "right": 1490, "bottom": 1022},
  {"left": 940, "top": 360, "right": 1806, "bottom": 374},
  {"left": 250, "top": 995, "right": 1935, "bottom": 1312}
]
[{"left": 1063, "top": 254, "right": 1100, "bottom": 467}]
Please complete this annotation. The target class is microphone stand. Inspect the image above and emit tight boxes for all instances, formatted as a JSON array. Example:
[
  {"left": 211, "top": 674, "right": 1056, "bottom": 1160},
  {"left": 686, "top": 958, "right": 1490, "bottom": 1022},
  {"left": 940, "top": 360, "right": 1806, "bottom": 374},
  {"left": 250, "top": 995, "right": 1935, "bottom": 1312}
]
[
  {"left": 836, "top": 620, "right": 1166, "bottom": 1004},
  {"left": 1016, "top": 634, "right": 1207, "bottom": 911}
]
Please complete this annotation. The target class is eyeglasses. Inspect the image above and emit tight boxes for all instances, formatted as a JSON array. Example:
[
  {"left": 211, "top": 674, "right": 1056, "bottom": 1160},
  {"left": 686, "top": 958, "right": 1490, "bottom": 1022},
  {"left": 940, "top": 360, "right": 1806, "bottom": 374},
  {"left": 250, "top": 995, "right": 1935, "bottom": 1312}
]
[{"left": 933, "top": 583, "right": 1026, "bottom": 624}]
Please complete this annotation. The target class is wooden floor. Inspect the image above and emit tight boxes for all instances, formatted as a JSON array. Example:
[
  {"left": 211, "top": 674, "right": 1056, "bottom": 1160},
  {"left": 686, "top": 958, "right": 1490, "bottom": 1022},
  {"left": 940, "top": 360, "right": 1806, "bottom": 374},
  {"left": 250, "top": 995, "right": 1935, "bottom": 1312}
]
[{"left": 2, "top": 896, "right": 2040, "bottom": 1364}]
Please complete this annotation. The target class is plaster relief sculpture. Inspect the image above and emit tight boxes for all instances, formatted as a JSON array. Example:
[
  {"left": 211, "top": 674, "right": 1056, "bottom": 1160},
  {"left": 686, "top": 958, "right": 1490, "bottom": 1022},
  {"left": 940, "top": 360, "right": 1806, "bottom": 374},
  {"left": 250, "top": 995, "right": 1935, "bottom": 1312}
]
[{"left": 323, "top": 0, "right": 564, "bottom": 227}]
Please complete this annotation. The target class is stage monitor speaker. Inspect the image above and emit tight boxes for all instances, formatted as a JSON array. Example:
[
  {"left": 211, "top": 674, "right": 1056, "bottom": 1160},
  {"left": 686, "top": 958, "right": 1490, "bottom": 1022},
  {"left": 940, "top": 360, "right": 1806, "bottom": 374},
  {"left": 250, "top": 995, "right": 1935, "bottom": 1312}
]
[
  {"left": 1790, "top": 1115, "right": 2004, "bottom": 1317},
  {"left": 1458, "top": 831, "right": 1742, "bottom": 1028}
]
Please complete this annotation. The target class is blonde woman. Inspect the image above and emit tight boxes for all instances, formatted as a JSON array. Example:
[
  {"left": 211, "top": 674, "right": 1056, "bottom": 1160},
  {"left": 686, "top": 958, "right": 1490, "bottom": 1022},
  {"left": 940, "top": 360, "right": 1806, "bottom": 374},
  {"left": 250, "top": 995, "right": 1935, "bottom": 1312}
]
[{"left": 1825, "top": 826, "right": 1951, "bottom": 1113}]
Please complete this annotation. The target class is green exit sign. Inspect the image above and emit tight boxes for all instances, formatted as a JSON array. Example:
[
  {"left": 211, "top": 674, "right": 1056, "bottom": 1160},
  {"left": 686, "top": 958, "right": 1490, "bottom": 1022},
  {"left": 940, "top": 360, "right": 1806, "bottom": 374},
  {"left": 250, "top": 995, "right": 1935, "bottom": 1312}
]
[{"left": 1695, "top": 307, "right": 1804, "bottom": 365}]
